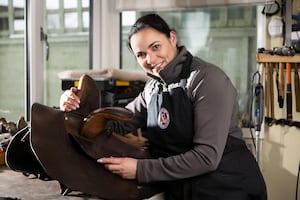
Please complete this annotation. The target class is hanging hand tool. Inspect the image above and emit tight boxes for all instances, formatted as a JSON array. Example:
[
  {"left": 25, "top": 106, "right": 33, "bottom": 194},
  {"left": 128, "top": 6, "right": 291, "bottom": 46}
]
[
  {"left": 264, "top": 63, "right": 275, "bottom": 125},
  {"left": 252, "top": 70, "right": 264, "bottom": 163},
  {"left": 295, "top": 64, "right": 300, "bottom": 112},
  {"left": 275, "top": 63, "right": 282, "bottom": 108},
  {"left": 286, "top": 62, "right": 292, "bottom": 121},
  {"left": 269, "top": 63, "right": 275, "bottom": 125},
  {"left": 278, "top": 63, "right": 285, "bottom": 108},
  {"left": 252, "top": 68, "right": 264, "bottom": 131},
  {"left": 275, "top": 63, "right": 279, "bottom": 106},
  {"left": 264, "top": 63, "right": 271, "bottom": 124}
]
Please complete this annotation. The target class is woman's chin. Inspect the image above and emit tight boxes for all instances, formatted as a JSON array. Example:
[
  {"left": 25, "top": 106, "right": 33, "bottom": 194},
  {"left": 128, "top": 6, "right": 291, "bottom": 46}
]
[
  {"left": 152, "top": 71, "right": 160, "bottom": 77},
  {"left": 153, "top": 68, "right": 162, "bottom": 76}
]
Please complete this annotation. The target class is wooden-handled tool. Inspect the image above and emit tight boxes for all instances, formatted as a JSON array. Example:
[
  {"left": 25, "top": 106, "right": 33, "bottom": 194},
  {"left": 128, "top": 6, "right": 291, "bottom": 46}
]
[
  {"left": 286, "top": 63, "right": 292, "bottom": 121},
  {"left": 295, "top": 64, "right": 300, "bottom": 112},
  {"left": 275, "top": 63, "right": 279, "bottom": 106},
  {"left": 264, "top": 63, "right": 275, "bottom": 125},
  {"left": 264, "top": 63, "right": 270, "bottom": 121},
  {"left": 269, "top": 63, "right": 275, "bottom": 124},
  {"left": 278, "top": 63, "right": 285, "bottom": 108}
]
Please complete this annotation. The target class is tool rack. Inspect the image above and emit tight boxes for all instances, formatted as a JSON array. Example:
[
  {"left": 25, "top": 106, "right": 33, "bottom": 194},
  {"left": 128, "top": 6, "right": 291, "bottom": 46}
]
[{"left": 256, "top": 53, "right": 300, "bottom": 128}]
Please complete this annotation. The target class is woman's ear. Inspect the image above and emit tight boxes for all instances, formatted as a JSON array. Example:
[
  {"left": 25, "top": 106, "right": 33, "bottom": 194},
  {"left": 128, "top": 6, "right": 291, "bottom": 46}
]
[{"left": 169, "top": 30, "right": 177, "bottom": 46}]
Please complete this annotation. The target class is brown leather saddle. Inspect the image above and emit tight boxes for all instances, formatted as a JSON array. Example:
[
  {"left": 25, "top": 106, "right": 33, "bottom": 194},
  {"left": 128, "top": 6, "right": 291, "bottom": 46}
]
[{"left": 6, "top": 74, "right": 159, "bottom": 200}]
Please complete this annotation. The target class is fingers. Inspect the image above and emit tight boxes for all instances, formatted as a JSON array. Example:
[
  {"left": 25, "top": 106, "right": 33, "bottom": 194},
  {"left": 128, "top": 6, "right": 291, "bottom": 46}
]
[
  {"left": 60, "top": 87, "right": 80, "bottom": 111},
  {"left": 98, "top": 157, "right": 120, "bottom": 164},
  {"left": 97, "top": 157, "right": 137, "bottom": 179},
  {"left": 98, "top": 157, "right": 122, "bottom": 175}
]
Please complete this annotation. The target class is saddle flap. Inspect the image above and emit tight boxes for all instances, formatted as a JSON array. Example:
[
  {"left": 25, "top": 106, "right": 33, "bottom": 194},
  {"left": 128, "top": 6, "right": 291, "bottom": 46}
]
[{"left": 30, "top": 102, "right": 144, "bottom": 200}]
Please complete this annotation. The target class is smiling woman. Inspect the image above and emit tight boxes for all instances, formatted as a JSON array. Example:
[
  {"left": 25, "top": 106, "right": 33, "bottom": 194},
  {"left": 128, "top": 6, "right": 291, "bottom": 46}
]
[
  {"left": 121, "top": 6, "right": 258, "bottom": 128},
  {"left": 60, "top": 13, "right": 267, "bottom": 200}
]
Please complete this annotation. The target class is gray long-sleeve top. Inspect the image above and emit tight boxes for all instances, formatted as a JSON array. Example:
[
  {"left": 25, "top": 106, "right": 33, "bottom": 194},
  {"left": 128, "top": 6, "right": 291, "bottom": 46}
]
[{"left": 109, "top": 46, "right": 243, "bottom": 183}]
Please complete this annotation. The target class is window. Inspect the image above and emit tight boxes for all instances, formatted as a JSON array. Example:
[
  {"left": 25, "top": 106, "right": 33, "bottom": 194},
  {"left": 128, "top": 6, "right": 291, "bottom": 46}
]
[
  {"left": 0, "top": 0, "right": 25, "bottom": 122},
  {"left": 44, "top": 0, "right": 89, "bottom": 34},
  {"left": 0, "top": 0, "right": 25, "bottom": 37},
  {"left": 44, "top": 0, "right": 90, "bottom": 107},
  {"left": 0, "top": 0, "right": 90, "bottom": 121},
  {"left": 121, "top": 6, "right": 257, "bottom": 127}
]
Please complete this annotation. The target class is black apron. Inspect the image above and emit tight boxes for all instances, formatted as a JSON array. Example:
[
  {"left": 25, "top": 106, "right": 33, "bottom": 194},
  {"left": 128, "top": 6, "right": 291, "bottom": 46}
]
[
  {"left": 147, "top": 78, "right": 194, "bottom": 158},
  {"left": 146, "top": 55, "right": 267, "bottom": 200}
]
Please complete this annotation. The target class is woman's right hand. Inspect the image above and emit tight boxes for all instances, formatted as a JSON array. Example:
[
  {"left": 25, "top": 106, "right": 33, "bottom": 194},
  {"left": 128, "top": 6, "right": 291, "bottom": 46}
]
[{"left": 59, "top": 87, "right": 81, "bottom": 112}]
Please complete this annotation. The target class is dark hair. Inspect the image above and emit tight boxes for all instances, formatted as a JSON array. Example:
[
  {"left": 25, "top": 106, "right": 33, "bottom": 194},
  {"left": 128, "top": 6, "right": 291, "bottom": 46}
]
[{"left": 127, "top": 14, "right": 172, "bottom": 50}]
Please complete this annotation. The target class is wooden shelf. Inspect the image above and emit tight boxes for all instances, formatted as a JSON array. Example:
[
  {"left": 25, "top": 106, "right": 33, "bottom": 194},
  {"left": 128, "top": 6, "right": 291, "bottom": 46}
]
[{"left": 256, "top": 53, "right": 300, "bottom": 63}]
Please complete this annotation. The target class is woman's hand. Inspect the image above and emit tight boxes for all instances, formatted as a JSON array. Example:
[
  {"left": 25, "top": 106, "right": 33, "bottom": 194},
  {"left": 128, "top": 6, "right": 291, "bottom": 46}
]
[
  {"left": 97, "top": 157, "right": 138, "bottom": 179},
  {"left": 59, "top": 87, "right": 80, "bottom": 112}
]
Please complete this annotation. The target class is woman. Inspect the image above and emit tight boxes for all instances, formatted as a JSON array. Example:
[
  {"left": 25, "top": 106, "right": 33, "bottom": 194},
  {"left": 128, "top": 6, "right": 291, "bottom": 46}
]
[{"left": 60, "top": 14, "right": 267, "bottom": 200}]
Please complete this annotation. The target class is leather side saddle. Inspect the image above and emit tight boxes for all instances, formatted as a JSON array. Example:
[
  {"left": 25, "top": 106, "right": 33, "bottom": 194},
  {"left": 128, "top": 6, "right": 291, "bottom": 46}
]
[{"left": 6, "top": 74, "right": 159, "bottom": 200}]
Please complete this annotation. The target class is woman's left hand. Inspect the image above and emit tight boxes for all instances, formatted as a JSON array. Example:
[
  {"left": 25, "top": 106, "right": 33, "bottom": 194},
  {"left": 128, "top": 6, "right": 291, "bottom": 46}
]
[{"left": 97, "top": 157, "right": 137, "bottom": 179}]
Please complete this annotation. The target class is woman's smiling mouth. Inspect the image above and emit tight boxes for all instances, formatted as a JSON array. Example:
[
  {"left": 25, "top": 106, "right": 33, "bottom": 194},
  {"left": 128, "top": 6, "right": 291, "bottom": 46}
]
[{"left": 151, "top": 62, "right": 164, "bottom": 73}]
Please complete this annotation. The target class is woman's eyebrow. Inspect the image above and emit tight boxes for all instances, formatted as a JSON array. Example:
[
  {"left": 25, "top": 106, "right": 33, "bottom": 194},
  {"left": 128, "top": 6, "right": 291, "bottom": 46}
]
[
  {"left": 148, "top": 41, "right": 159, "bottom": 49},
  {"left": 134, "top": 41, "right": 160, "bottom": 56}
]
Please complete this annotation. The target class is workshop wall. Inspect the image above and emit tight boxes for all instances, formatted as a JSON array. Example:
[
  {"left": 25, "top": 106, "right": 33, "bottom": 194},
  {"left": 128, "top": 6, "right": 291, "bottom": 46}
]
[
  {"left": 258, "top": 1, "right": 300, "bottom": 199},
  {"left": 260, "top": 76, "right": 300, "bottom": 200}
]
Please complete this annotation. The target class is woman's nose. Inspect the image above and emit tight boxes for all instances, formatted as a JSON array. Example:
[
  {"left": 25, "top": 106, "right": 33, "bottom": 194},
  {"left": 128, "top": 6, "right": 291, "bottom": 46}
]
[{"left": 145, "top": 53, "right": 154, "bottom": 65}]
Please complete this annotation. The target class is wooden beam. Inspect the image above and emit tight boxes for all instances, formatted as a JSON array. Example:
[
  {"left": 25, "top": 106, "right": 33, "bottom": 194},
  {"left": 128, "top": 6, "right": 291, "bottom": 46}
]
[{"left": 256, "top": 53, "right": 300, "bottom": 63}]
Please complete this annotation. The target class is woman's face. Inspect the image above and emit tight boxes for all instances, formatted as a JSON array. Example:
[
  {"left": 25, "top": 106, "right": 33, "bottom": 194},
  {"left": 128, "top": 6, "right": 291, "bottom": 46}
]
[{"left": 130, "top": 27, "right": 178, "bottom": 77}]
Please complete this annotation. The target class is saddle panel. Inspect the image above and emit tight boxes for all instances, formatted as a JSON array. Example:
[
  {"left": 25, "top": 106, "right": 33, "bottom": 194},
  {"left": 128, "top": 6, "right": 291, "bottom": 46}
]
[
  {"left": 30, "top": 103, "right": 148, "bottom": 200},
  {"left": 5, "top": 127, "right": 45, "bottom": 176}
]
